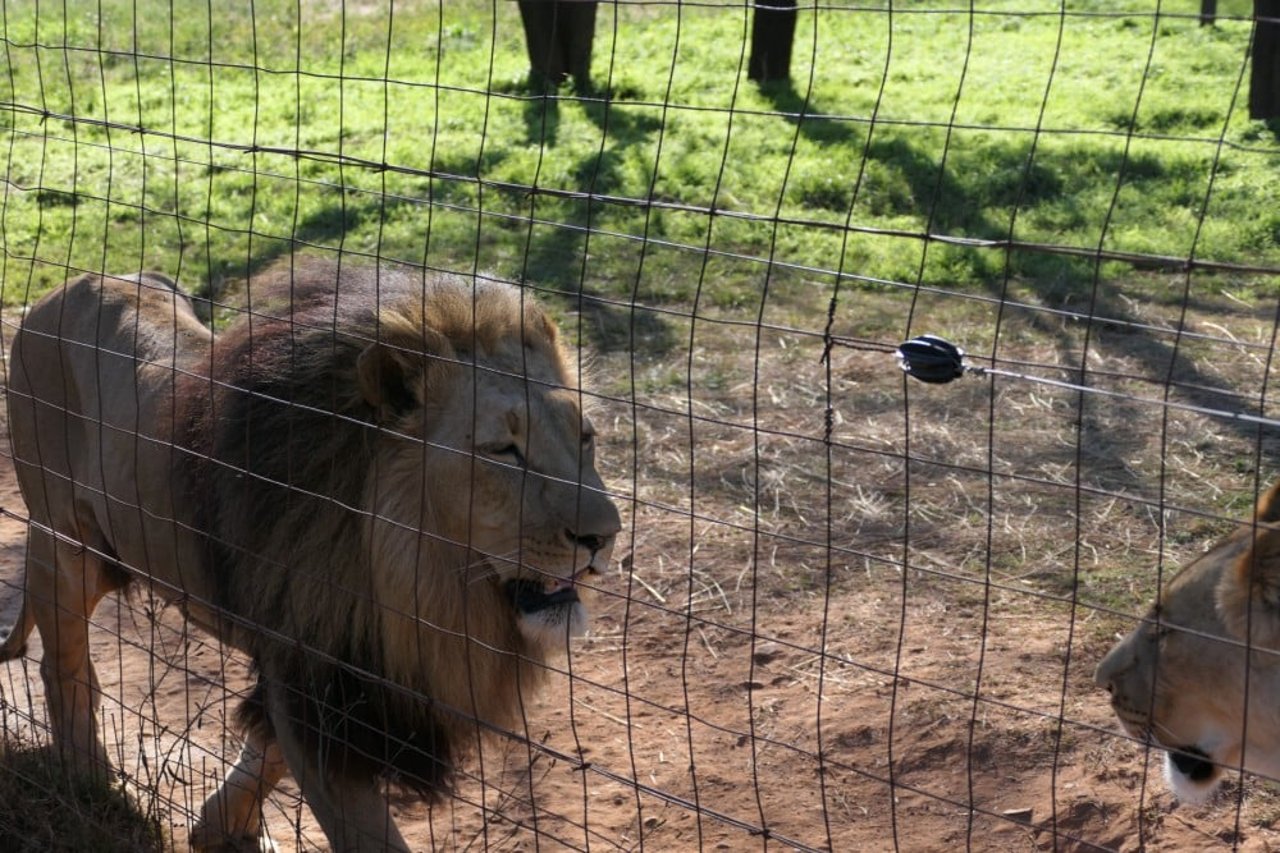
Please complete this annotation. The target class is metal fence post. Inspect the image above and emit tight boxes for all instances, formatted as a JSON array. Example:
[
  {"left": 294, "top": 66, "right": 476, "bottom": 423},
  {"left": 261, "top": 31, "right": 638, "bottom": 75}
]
[
  {"left": 748, "top": 0, "right": 798, "bottom": 83},
  {"left": 1252, "top": 0, "right": 1280, "bottom": 119},
  {"left": 517, "top": 0, "right": 599, "bottom": 89}
]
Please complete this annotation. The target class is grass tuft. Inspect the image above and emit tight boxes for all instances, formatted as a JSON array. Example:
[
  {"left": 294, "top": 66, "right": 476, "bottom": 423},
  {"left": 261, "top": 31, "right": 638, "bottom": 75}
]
[{"left": 0, "top": 741, "right": 167, "bottom": 853}]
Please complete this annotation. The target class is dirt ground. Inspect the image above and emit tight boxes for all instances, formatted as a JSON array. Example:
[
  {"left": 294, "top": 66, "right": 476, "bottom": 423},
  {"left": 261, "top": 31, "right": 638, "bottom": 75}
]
[{"left": 3, "top": 296, "right": 1280, "bottom": 852}]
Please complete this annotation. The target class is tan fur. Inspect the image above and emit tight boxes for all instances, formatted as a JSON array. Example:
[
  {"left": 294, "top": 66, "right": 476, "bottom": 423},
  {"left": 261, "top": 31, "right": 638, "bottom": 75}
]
[
  {"left": 1096, "top": 481, "right": 1280, "bottom": 802},
  {"left": 3, "top": 271, "right": 213, "bottom": 769},
  {"left": 1, "top": 262, "right": 621, "bottom": 851}
]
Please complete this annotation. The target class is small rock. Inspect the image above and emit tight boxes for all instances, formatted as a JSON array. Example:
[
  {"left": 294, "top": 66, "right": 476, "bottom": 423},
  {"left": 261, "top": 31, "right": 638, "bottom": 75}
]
[{"left": 752, "top": 642, "right": 782, "bottom": 665}]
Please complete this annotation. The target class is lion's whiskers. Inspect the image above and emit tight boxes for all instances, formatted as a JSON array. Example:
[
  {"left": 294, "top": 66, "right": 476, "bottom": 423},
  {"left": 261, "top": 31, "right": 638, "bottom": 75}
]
[
  {"left": 459, "top": 549, "right": 518, "bottom": 585},
  {"left": 1149, "top": 720, "right": 1183, "bottom": 744},
  {"left": 460, "top": 551, "right": 571, "bottom": 588}
]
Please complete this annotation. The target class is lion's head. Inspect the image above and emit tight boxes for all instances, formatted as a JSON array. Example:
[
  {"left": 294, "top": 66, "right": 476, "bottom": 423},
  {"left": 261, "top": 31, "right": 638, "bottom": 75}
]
[
  {"left": 355, "top": 268, "right": 621, "bottom": 652},
  {"left": 182, "top": 258, "right": 622, "bottom": 798},
  {"left": 1095, "top": 481, "right": 1280, "bottom": 802}
]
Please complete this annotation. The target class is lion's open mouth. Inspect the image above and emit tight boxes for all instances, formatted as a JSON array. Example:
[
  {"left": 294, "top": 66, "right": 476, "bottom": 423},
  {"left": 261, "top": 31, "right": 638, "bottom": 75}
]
[
  {"left": 1169, "top": 745, "right": 1216, "bottom": 782},
  {"left": 506, "top": 578, "right": 580, "bottom": 614}
]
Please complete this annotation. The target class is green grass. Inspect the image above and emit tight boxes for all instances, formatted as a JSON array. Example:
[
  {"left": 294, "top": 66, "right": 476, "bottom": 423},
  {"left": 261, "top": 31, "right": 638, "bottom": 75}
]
[{"left": 0, "top": 0, "right": 1276, "bottom": 328}]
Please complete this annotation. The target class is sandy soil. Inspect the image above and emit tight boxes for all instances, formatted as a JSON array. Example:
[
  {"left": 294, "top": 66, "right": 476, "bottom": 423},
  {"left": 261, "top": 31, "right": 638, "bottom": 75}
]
[{"left": 2, "top": 349, "right": 1280, "bottom": 853}]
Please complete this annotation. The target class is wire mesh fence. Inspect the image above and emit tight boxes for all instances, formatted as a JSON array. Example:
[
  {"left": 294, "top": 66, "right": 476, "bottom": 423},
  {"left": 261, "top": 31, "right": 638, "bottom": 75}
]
[{"left": 1, "top": 0, "right": 1279, "bottom": 850}]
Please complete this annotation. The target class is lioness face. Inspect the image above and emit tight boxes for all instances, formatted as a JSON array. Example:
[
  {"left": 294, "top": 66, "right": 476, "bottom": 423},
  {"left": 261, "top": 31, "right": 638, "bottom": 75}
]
[{"left": 1096, "top": 484, "right": 1280, "bottom": 802}]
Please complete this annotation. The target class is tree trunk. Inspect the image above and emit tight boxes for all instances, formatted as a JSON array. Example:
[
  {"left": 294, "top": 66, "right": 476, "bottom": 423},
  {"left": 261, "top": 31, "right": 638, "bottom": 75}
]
[
  {"left": 748, "top": 0, "right": 798, "bottom": 83},
  {"left": 1201, "top": 0, "right": 1217, "bottom": 26},
  {"left": 1252, "top": 1, "right": 1280, "bottom": 119},
  {"left": 517, "top": 1, "right": 598, "bottom": 88}
]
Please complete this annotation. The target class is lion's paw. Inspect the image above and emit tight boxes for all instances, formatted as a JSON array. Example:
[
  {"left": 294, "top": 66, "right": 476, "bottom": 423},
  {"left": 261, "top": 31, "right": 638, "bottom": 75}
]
[{"left": 188, "top": 824, "right": 276, "bottom": 853}]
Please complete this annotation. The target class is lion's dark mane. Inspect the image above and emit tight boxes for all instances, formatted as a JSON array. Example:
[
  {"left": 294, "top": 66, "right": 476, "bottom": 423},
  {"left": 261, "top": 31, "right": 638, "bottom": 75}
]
[{"left": 175, "top": 259, "right": 466, "bottom": 798}]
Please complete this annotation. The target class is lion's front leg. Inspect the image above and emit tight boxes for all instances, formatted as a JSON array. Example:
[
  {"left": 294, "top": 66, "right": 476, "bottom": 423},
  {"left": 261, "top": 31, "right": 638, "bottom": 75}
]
[
  {"left": 27, "top": 529, "right": 111, "bottom": 771},
  {"left": 191, "top": 726, "right": 286, "bottom": 852},
  {"left": 262, "top": 682, "right": 410, "bottom": 853}
]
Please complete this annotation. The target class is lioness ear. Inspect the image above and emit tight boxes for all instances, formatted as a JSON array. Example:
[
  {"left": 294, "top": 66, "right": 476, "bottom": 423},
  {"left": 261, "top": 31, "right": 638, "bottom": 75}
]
[
  {"left": 1257, "top": 480, "right": 1280, "bottom": 525},
  {"left": 1218, "top": 481, "right": 1280, "bottom": 649},
  {"left": 357, "top": 343, "right": 421, "bottom": 420}
]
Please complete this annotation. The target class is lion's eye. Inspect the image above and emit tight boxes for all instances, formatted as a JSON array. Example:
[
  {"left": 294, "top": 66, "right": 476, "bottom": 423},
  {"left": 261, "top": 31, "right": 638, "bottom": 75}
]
[{"left": 483, "top": 444, "right": 525, "bottom": 466}]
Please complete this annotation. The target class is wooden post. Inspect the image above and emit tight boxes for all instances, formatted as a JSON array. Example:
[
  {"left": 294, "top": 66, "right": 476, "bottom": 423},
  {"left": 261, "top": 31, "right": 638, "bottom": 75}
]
[
  {"left": 1201, "top": 0, "right": 1217, "bottom": 26},
  {"left": 1252, "top": 0, "right": 1280, "bottom": 119},
  {"left": 517, "top": 1, "right": 598, "bottom": 89},
  {"left": 748, "top": 0, "right": 798, "bottom": 83}
]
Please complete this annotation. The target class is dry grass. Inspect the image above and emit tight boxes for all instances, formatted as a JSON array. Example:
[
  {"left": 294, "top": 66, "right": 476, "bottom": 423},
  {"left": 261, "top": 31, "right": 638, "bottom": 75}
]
[
  {"left": 576, "top": 266, "right": 1280, "bottom": 847},
  {"left": 601, "top": 268, "right": 1280, "bottom": 633},
  {"left": 0, "top": 739, "right": 167, "bottom": 852}
]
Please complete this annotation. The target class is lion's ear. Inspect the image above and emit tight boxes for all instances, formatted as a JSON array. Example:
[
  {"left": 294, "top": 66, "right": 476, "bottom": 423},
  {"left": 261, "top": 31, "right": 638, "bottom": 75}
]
[
  {"left": 357, "top": 343, "right": 422, "bottom": 420},
  {"left": 1218, "top": 482, "right": 1280, "bottom": 649},
  {"left": 535, "top": 309, "right": 558, "bottom": 345}
]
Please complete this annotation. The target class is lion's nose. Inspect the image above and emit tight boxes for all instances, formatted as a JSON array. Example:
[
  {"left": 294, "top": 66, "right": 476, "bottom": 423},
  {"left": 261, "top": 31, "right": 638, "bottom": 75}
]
[{"left": 1094, "top": 644, "right": 1128, "bottom": 692}]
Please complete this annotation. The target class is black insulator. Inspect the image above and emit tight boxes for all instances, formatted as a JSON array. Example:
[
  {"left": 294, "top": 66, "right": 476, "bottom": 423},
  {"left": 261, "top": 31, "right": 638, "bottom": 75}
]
[{"left": 896, "top": 335, "right": 967, "bottom": 384}]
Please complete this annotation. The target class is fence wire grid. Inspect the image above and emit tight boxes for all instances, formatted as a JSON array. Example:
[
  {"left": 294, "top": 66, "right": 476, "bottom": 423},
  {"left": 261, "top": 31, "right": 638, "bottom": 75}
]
[{"left": 1, "top": 0, "right": 1280, "bottom": 850}]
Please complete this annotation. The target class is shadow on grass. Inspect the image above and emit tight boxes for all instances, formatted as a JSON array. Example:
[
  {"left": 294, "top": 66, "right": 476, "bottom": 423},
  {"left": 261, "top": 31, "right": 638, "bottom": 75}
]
[
  {"left": 202, "top": 187, "right": 675, "bottom": 357},
  {"left": 0, "top": 742, "right": 166, "bottom": 852},
  {"left": 195, "top": 192, "right": 419, "bottom": 309},
  {"left": 852, "top": 127, "right": 1279, "bottom": 475},
  {"left": 515, "top": 90, "right": 672, "bottom": 354},
  {"left": 756, "top": 81, "right": 861, "bottom": 149},
  {"left": 197, "top": 66, "right": 681, "bottom": 357}
]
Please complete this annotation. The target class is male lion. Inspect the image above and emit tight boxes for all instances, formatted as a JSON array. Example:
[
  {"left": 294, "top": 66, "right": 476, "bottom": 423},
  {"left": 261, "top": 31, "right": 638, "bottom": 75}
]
[
  {"left": 1096, "top": 480, "right": 1280, "bottom": 802},
  {"left": 0, "top": 259, "right": 621, "bottom": 851}
]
